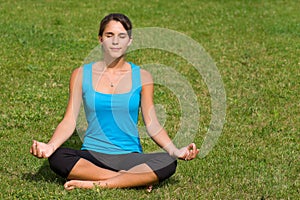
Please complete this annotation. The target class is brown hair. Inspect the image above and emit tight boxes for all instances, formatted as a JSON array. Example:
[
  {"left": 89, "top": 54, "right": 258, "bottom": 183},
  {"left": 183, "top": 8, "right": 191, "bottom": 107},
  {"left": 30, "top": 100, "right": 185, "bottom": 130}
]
[{"left": 98, "top": 13, "right": 132, "bottom": 38}]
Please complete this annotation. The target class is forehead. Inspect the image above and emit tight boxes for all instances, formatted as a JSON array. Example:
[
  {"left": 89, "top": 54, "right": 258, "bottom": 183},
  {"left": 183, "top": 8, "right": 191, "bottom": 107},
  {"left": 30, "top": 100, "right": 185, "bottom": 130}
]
[{"left": 103, "top": 20, "right": 127, "bottom": 34}]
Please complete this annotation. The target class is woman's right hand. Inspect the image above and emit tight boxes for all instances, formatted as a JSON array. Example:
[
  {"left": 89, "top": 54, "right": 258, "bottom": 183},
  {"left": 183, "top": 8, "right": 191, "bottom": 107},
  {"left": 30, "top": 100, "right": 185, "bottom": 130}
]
[{"left": 30, "top": 140, "right": 55, "bottom": 158}]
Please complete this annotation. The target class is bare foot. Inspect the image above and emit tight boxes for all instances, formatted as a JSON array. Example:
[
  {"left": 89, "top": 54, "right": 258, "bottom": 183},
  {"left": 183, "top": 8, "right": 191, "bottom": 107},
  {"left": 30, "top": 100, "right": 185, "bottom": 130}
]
[
  {"left": 146, "top": 185, "right": 153, "bottom": 192},
  {"left": 64, "top": 180, "right": 98, "bottom": 191}
]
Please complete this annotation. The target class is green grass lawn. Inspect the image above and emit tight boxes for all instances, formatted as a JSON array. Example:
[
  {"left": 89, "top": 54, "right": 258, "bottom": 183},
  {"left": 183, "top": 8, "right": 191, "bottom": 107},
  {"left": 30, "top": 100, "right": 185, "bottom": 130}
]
[{"left": 0, "top": 0, "right": 299, "bottom": 199}]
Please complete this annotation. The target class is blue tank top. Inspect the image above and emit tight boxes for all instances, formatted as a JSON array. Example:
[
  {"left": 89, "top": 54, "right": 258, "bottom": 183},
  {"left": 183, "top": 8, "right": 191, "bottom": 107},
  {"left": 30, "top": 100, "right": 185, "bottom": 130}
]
[{"left": 81, "top": 62, "right": 143, "bottom": 154}]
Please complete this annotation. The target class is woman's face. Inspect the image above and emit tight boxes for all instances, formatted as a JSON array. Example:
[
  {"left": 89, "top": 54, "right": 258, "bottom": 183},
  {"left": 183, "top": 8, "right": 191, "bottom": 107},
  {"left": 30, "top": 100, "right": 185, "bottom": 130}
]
[{"left": 99, "top": 20, "right": 132, "bottom": 59}]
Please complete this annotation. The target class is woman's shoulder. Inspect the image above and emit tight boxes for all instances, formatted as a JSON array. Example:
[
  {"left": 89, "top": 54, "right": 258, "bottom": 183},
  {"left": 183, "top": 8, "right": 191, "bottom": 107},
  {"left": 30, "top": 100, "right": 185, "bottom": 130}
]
[
  {"left": 72, "top": 61, "right": 95, "bottom": 76},
  {"left": 128, "top": 62, "right": 153, "bottom": 84},
  {"left": 140, "top": 68, "right": 152, "bottom": 77},
  {"left": 140, "top": 68, "right": 153, "bottom": 86},
  {"left": 69, "top": 66, "right": 84, "bottom": 82},
  {"left": 72, "top": 66, "right": 83, "bottom": 75}
]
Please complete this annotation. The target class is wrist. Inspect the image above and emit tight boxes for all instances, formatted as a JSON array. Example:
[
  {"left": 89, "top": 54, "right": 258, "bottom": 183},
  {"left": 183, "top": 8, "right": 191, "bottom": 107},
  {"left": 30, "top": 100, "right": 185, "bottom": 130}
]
[
  {"left": 170, "top": 148, "right": 180, "bottom": 158},
  {"left": 164, "top": 143, "right": 179, "bottom": 158},
  {"left": 48, "top": 143, "right": 56, "bottom": 152}
]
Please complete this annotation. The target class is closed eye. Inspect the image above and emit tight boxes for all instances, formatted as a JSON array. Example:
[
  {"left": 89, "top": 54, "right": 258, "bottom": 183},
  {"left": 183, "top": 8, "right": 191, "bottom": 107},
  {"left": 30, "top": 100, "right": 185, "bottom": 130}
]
[
  {"left": 119, "top": 33, "right": 127, "bottom": 39},
  {"left": 104, "top": 33, "right": 114, "bottom": 38}
]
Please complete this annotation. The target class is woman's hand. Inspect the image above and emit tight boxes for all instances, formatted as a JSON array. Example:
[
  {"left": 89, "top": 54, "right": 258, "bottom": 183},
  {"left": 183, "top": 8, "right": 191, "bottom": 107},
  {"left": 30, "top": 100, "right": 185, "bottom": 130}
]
[
  {"left": 173, "top": 143, "right": 199, "bottom": 161},
  {"left": 30, "top": 140, "right": 55, "bottom": 158}
]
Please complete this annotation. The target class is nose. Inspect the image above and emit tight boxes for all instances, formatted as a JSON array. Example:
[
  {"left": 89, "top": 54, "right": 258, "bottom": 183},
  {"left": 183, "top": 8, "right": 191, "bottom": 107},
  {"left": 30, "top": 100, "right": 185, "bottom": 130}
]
[{"left": 112, "top": 36, "right": 119, "bottom": 45}]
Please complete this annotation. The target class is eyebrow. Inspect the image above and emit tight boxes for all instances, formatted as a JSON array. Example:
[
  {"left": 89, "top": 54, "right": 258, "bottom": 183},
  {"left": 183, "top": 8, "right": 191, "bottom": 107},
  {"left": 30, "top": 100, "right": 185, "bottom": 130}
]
[
  {"left": 104, "top": 32, "right": 114, "bottom": 35},
  {"left": 104, "top": 32, "right": 127, "bottom": 36}
]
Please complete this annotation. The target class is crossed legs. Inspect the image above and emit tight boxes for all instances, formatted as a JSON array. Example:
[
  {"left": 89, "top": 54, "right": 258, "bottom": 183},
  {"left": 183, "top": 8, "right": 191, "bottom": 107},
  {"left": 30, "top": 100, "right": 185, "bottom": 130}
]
[
  {"left": 64, "top": 158, "right": 159, "bottom": 190},
  {"left": 48, "top": 148, "right": 176, "bottom": 191}
]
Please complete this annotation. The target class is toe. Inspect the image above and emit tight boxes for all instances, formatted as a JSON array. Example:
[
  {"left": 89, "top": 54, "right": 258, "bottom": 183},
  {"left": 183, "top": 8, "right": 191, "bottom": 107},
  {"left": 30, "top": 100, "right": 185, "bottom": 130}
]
[{"left": 64, "top": 181, "right": 75, "bottom": 191}]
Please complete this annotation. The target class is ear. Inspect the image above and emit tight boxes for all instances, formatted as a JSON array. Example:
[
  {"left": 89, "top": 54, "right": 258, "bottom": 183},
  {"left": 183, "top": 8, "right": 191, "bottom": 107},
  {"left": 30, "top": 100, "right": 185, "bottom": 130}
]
[
  {"left": 127, "top": 37, "right": 133, "bottom": 47},
  {"left": 98, "top": 36, "right": 103, "bottom": 44}
]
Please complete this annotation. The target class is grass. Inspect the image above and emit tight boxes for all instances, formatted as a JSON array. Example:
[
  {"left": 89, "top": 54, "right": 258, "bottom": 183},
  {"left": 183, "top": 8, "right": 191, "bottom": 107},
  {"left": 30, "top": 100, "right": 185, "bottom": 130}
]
[{"left": 0, "top": 0, "right": 299, "bottom": 199}]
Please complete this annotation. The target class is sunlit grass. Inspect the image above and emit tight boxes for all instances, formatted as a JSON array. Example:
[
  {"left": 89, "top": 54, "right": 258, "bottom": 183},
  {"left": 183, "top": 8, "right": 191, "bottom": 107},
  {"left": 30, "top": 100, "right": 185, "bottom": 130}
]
[{"left": 0, "top": 0, "right": 299, "bottom": 199}]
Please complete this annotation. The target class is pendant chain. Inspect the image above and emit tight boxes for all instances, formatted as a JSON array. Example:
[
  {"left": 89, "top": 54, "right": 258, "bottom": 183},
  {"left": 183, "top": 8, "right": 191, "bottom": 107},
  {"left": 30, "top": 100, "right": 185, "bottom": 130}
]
[
  {"left": 99, "top": 62, "right": 127, "bottom": 88},
  {"left": 105, "top": 71, "right": 121, "bottom": 87}
]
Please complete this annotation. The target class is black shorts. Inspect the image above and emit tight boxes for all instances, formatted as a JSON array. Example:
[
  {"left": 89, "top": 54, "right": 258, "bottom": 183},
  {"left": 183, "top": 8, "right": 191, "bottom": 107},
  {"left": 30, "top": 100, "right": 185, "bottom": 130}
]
[{"left": 48, "top": 147, "right": 177, "bottom": 182}]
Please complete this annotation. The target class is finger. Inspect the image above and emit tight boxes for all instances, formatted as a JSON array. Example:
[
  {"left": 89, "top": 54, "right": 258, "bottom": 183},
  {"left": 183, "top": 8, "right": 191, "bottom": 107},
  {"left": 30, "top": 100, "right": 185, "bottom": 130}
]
[
  {"left": 32, "top": 140, "right": 38, "bottom": 156},
  {"left": 191, "top": 143, "right": 198, "bottom": 156},
  {"left": 193, "top": 147, "right": 199, "bottom": 158},
  {"left": 191, "top": 146, "right": 197, "bottom": 157},
  {"left": 42, "top": 151, "right": 46, "bottom": 158},
  {"left": 187, "top": 144, "right": 198, "bottom": 159},
  {"left": 30, "top": 140, "right": 35, "bottom": 154},
  {"left": 37, "top": 149, "right": 41, "bottom": 157},
  {"left": 30, "top": 140, "right": 33, "bottom": 153},
  {"left": 187, "top": 143, "right": 196, "bottom": 154},
  {"left": 38, "top": 150, "right": 44, "bottom": 158},
  {"left": 42, "top": 151, "right": 49, "bottom": 158},
  {"left": 191, "top": 143, "right": 196, "bottom": 151},
  {"left": 186, "top": 143, "right": 194, "bottom": 150},
  {"left": 185, "top": 149, "right": 190, "bottom": 161},
  {"left": 35, "top": 142, "right": 43, "bottom": 158},
  {"left": 184, "top": 144, "right": 193, "bottom": 159},
  {"left": 191, "top": 148, "right": 200, "bottom": 159}
]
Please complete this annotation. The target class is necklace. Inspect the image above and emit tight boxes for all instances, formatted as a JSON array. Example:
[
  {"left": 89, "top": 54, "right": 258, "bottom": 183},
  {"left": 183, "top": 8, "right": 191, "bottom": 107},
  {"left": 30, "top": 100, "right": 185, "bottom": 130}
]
[
  {"left": 99, "top": 61, "right": 127, "bottom": 88},
  {"left": 105, "top": 71, "right": 122, "bottom": 87}
]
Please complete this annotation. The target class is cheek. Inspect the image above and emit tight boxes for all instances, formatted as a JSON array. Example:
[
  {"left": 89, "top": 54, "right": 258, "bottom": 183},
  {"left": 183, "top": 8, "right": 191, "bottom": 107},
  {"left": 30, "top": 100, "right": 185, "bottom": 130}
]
[
  {"left": 101, "top": 39, "right": 112, "bottom": 50},
  {"left": 120, "top": 39, "right": 131, "bottom": 47},
  {"left": 102, "top": 38, "right": 111, "bottom": 44}
]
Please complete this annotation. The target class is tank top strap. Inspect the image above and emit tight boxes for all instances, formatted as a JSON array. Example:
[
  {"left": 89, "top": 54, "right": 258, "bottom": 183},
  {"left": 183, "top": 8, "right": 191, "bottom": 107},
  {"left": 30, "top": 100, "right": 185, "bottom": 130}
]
[
  {"left": 82, "top": 62, "right": 94, "bottom": 93},
  {"left": 129, "top": 62, "right": 142, "bottom": 91}
]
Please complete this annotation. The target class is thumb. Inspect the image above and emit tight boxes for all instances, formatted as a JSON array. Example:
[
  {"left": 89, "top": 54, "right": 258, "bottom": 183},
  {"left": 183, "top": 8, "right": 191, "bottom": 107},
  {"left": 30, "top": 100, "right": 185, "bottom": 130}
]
[{"left": 42, "top": 151, "right": 49, "bottom": 158}]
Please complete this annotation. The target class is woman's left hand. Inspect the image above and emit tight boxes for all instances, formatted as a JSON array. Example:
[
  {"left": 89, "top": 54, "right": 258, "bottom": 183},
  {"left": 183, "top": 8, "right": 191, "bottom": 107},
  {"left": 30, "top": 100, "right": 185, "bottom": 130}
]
[{"left": 174, "top": 143, "right": 199, "bottom": 161}]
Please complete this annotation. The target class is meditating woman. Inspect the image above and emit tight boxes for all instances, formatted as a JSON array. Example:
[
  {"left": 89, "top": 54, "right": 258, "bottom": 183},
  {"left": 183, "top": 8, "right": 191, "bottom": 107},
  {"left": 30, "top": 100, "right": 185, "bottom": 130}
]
[{"left": 30, "top": 13, "right": 199, "bottom": 190}]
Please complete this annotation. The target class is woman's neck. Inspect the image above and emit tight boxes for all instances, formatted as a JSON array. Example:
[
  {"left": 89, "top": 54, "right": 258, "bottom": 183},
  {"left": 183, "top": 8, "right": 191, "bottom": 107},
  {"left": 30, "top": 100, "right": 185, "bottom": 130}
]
[{"left": 104, "top": 56, "right": 126, "bottom": 70}]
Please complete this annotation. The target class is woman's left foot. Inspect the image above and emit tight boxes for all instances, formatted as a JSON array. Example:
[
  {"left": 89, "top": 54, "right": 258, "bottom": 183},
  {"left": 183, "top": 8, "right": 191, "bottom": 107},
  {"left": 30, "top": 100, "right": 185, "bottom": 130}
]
[{"left": 64, "top": 180, "right": 96, "bottom": 190}]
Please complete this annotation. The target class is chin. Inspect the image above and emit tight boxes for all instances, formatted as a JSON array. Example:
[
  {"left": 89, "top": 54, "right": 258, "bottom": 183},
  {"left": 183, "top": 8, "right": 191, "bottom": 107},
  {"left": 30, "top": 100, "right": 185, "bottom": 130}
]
[{"left": 109, "top": 52, "right": 125, "bottom": 59}]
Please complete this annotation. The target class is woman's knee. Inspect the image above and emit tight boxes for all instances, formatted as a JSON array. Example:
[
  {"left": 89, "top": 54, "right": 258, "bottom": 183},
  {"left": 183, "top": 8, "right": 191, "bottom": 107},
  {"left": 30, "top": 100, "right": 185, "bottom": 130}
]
[
  {"left": 152, "top": 154, "right": 177, "bottom": 182},
  {"left": 167, "top": 159, "right": 177, "bottom": 177},
  {"left": 48, "top": 148, "right": 68, "bottom": 168},
  {"left": 48, "top": 148, "right": 80, "bottom": 178}
]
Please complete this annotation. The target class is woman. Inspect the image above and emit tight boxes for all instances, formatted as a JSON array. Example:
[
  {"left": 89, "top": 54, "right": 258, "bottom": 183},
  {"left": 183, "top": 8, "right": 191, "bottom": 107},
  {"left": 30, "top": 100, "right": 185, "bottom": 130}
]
[{"left": 30, "top": 13, "right": 199, "bottom": 190}]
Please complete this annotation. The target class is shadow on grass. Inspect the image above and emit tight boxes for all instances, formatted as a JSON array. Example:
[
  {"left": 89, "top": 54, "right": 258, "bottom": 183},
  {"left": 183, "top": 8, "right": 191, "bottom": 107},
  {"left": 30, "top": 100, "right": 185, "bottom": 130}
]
[
  {"left": 122, "top": 177, "right": 179, "bottom": 193},
  {"left": 22, "top": 160, "right": 65, "bottom": 185},
  {"left": 22, "top": 135, "right": 81, "bottom": 185},
  {"left": 149, "top": 177, "right": 179, "bottom": 189}
]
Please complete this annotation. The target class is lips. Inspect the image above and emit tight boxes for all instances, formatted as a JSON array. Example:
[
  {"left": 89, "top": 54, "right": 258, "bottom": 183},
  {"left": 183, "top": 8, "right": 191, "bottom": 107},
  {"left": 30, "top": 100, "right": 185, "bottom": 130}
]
[{"left": 110, "top": 47, "right": 121, "bottom": 52}]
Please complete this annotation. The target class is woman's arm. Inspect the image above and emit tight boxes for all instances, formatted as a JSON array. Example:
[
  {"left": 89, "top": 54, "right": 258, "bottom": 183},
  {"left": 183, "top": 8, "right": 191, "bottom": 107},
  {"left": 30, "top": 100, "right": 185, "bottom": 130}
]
[
  {"left": 30, "top": 67, "right": 83, "bottom": 158},
  {"left": 140, "top": 69, "right": 199, "bottom": 160}
]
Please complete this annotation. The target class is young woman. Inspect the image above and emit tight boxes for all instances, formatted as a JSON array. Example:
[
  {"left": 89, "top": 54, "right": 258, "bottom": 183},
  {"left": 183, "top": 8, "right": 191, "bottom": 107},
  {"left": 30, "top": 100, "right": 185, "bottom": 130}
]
[{"left": 30, "top": 13, "right": 199, "bottom": 190}]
